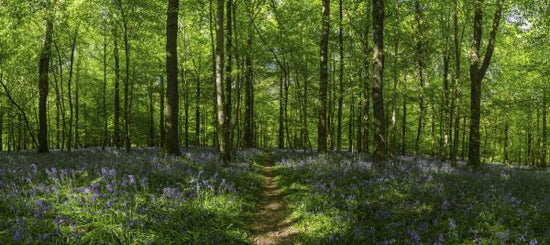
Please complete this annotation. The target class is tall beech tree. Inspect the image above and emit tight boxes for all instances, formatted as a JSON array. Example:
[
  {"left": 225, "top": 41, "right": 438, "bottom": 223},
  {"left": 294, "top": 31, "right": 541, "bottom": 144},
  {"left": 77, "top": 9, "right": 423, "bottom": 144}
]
[
  {"left": 372, "top": 0, "right": 385, "bottom": 163},
  {"left": 216, "top": 0, "right": 230, "bottom": 163},
  {"left": 38, "top": 3, "right": 54, "bottom": 154},
  {"left": 164, "top": 0, "right": 181, "bottom": 155},
  {"left": 468, "top": 0, "right": 503, "bottom": 167},
  {"left": 318, "top": 0, "right": 330, "bottom": 154}
]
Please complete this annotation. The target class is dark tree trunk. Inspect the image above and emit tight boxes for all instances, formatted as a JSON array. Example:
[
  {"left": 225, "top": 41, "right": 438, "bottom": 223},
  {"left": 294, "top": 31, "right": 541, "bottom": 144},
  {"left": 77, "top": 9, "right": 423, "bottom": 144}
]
[
  {"left": 118, "top": 1, "right": 132, "bottom": 152},
  {"left": 164, "top": 0, "right": 181, "bottom": 155},
  {"left": 225, "top": 0, "right": 233, "bottom": 151},
  {"left": 243, "top": 2, "right": 254, "bottom": 148},
  {"left": 414, "top": 0, "right": 425, "bottom": 159},
  {"left": 318, "top": 0, "right": 330, "bottom": 154},
  {"left": 543, "top": 89, "right": 548, "bottom": 166},
  {"left": 159, "top": 76, "right": 165, "bottom": 147},
  {"left": 278, "top": 74, "right": 284, "bottom": 149},
  {"left": 390, "top": 0, "right": 400, "bottom": 158},
  {"left": 103, "top": 24, "right": 108, "bottom": 148},
  {"left": 113, "top": 26, "right": 121, "bottom": 148},
  {"left": 38, "top": 14, "right": 54, "bottom": 154},
  {"left": 336, "top": 0, "right": 344, "bottom": 151},
  {"left": 148, "top": 79, "right": 155, "bottom": 147},
  {"left": 372, "top": 0, "right": 385, "bottom": 163},
  {"left": 195, "top": 59, "right": 201, "bottom": 146},
  {"left": 468, "top": 0, "right": 503, "bottom": 168},
  {"left": 450, "top": 0, "right": 462, "bottom": 165},
  {"left": 66, "top": 29, "right": 78, "bottom": 151}
]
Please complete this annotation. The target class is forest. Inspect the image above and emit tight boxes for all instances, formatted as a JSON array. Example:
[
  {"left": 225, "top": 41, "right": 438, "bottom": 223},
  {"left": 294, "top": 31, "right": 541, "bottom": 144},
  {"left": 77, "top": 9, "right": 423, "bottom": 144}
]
[{"left": 0, "top": 0, "right": 549, "bottom": 243}]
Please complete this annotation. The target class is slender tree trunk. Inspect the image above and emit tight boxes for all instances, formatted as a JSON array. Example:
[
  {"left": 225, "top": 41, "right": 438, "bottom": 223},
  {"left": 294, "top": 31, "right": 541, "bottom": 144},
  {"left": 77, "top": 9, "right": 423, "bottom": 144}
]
[
  {"left": 402, "top": 94, "right": 407, "bottom": 155},
  {"left": 504, "top": 122, "right": 509, "bottom": 164},
  {"left": 543, "top": 89, "right": 548, "bottom": 166},
  {"left": 118, "top": 1, "right": 132, "bottom": 152},
  {"left": 113, "top": 26, "right": 121, "bottom": 148},
  {"left": 318, "top": 0, "right": 330, "bottom": 154},
  {"left": 0, "top": 111, "right": 3, "bottom": 152},
  {"left": 66, "top": 29, "right": 78, "bottom": 151},
  {"left": 148, "top": 78, "right": 155, "bottom": 147},
  {"left": 372, "top": 0, "right": 386, "bottom": 163},
  {"left": 195, "top": 59, "right": 201, "bottom": 146},
  {"left": 336, "top": 0, "right": 344, "bottom": 151},
  {"left": 103, "top": 24, "right": 109, "bottom": 148},
  {"left": 164, "top": 0, "right": 181, "bottom": 155},
  {"left": 390, "top": 0, "right": 400, "bottom": 158},
  {"left": 159, "top": 76, "right": 165, "bottom": 147},
  {"left": 225, "top": 0, "right": 233, "bottom": 152},
  {"left": 38, "top": 11, "right": 54, "bottom": 154},
  {"left": 278, "top": 73, "right": 284, "bottom": 148},
  {"left": 414, "top": 0, "right": 425, "bottom": 159},
  {"left": 450, "top": 1, "right": 462, "bottom": 165},
  {"left": 243, "top": 1, "right": 254, "bottom": 148},
  {"left": 75, "top": 47, "right": 81, "bottom": 148},
  {"left": 216, "top": 0, "right": 230, "bottom": 163}
]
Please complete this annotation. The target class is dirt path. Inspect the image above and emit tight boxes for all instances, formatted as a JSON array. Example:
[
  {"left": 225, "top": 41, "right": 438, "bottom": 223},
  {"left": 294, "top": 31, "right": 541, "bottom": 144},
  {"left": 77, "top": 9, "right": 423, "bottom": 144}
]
[{"left": 252, "top": 153, "right": 296, "bottom": 245}]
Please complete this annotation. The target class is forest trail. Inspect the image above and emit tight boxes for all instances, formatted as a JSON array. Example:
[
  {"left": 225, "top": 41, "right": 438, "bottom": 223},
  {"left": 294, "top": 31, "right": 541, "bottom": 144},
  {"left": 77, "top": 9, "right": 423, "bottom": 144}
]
[{"left": 252, "top": 152, "right": 296, "bottom": 245}]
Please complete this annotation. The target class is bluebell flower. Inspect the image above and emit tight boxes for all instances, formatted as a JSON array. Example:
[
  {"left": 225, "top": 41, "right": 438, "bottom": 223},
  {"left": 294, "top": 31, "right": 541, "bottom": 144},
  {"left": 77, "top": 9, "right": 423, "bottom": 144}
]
[
  {"left": 530, "top": 239, "right": 538, "bottom": 245},
  {"left": 449, "top": 217, "right": 456, "bottom": 230}
]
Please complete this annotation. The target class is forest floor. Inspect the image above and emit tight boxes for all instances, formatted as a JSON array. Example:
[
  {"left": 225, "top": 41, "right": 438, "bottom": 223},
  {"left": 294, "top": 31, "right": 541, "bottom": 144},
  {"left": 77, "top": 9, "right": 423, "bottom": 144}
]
[{"left": 252, "top": 152, "right": 296, "bottom": 245}]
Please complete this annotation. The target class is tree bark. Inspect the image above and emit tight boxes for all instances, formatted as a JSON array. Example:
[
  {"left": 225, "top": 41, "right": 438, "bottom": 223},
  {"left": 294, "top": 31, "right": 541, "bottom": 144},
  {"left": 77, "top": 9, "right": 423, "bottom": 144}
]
[
  {"left": 390, "top": 0, "right": 400, "bottom": 158},
  {"left": 164, "top": 0, "right": 181, "bottom": 155},
  {"left": 372, "top": 0, "right": 386, "bottom": 163},
  {"left": 159, "top": 76, "right": 165, "bottom": 147},
  {"left": 113, "top": 25, "right": 121, "bottom": 148},
  {"left": 38, "top": 11, "right": 54, "bottom": 154},
  {"left": 216, "top": 0, "right": 230, "bottom": 163},
  {"left": 414, "top": 0, "right": 426, "bottom": 159},
  {"left": 103, "top": 24, "right": 109, "bottom": 148},
  {"left": 336, "top": 0, "right": 344, "bottom": 152},
  {"left": 468, "top": 0, "right": 503, "bottom": 168},
  {"left": 318, "top": 0, "right": 330, "bottom": 154},
  {"left": 243, "top": 1, "right": 254, "bottom": 148}
]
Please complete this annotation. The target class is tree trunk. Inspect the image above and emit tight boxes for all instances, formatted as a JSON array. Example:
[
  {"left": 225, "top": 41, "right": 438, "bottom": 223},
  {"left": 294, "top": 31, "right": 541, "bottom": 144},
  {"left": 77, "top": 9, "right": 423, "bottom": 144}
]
[
  {"left": 450, "top": 0, "right": 461, "bottom": 165},
  {"left": 159, "top": 76, "right": 165, "bottom": 147},
  {"left": 38, "top": 12, "right": 54, "bottom": 154},
  {"left": 195, "top": 59, "right": 201, "bottom": 146},
  {"left": 543, "top": 89, "right": 548, "bottom": 166},
  {"left": 468, "top": 0, "right": 503, "bottom": 168},
  {"left": 414, "top": 0, "right": 425, "bottom": 159},
  {"left": 225, "top": 0, "right": 233, "bottom": 152},
  {"left": 372, "top": 0, "right": 385, "bottom": 163},
  {"left": 102, "top": 24, "right": 109, "bottom": 148},
  {"left": 118, "top": 1, "right": 132, "bottom": 152},
  {"left": 148, "top": 78, "right": 155, "bottom": 147},
  {"left": 164, "top": 0, "right": 181, "bottom": 155},
  {"left": 278, "top": 73, "right": 284, "bottom": 149},
  {"left": 390, "top": 0, "right": 400, "bottom": 158},
  {"left": 336, "top": 0, "right": 344, "bottom": 152},
  {"left": 66, "top": 29, "right": 78, "bottom": 151},
  {"left": 113, "top": 26, "right": 121, "bottom": 148},
  {"left": 216, "top": 0, "right": 230, "bottom": 163},
  {"left": 243, "top": 1, "right": 254, "bottom": 148},
  {"left": 318, "top": 0, "right": 330, "bottom": 154}
]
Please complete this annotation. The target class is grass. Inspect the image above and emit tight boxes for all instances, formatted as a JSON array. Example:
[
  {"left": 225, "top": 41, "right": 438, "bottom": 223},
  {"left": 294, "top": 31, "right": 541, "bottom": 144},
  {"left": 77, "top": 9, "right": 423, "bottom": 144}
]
[
  {"left": 273, "top": 150, "right": 550, "bottom": 244},
  {"left": 0, "top": 147, "right": 264, "bottom": 244},
  {"left": 2, "top": 148, "right": 550, "bottom": 244}
]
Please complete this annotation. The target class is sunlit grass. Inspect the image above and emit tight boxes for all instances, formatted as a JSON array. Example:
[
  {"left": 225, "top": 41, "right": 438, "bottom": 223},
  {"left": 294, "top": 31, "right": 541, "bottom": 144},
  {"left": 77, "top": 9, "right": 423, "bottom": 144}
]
[{"left": 0, "top": 148, "right": 264, "bottom": 244}]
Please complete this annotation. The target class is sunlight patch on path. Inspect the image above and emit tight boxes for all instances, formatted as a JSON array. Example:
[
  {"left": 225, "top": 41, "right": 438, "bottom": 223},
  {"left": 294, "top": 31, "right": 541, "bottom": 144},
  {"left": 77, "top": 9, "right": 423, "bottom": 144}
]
[{"left": 252, "top": 153, "right": 297, "bottom": 245}]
